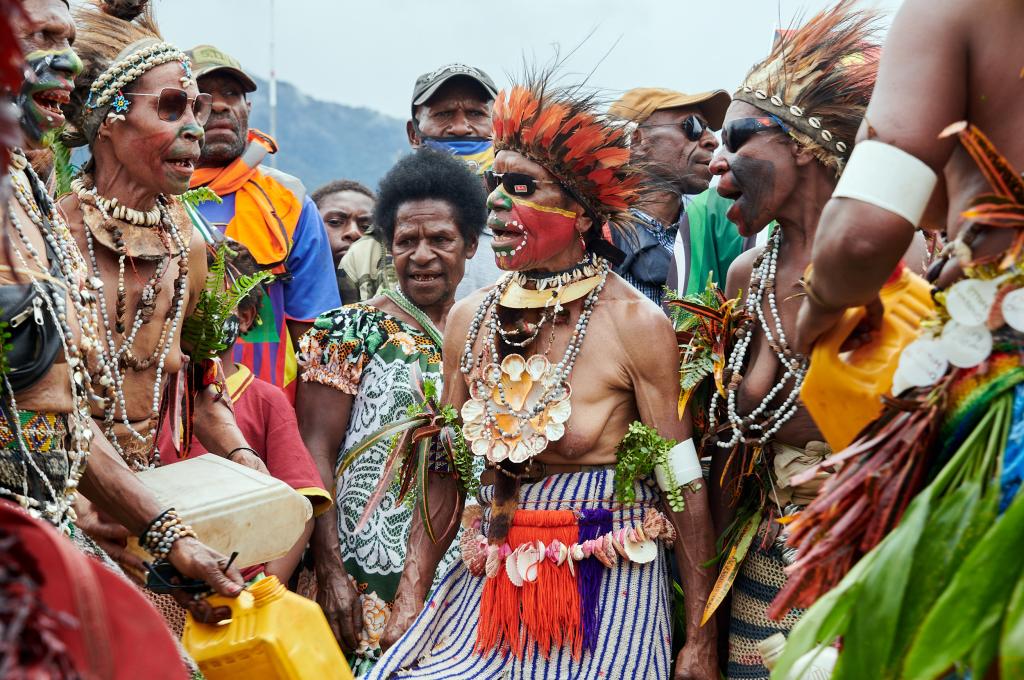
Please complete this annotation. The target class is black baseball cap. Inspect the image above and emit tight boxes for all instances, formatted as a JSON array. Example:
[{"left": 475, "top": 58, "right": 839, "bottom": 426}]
[{"left": 411, "top": 63, "right": 498, "bottom": 115}]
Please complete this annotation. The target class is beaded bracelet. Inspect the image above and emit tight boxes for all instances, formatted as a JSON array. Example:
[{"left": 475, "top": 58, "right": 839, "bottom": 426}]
[{"left": 139, "top": 508, "right": 197, "bottom": 559}]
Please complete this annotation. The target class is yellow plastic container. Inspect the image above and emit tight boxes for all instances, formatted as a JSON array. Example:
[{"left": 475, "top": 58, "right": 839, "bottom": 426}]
[
  {"left": 182, "top": 576, "right": 353, "bottom": 680},
  {"left": 801, "top": 268, "right": 935, "bottom": 451}
]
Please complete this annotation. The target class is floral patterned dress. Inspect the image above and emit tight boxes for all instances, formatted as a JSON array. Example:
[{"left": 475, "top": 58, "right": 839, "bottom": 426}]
[{"left": 299, "top": 304, "right": 458, "bottom": 675}]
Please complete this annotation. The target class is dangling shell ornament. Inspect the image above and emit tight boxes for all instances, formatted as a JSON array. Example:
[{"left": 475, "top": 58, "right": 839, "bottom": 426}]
[{"left": 461, "top": 353, "right": 572, "bottom": 464}]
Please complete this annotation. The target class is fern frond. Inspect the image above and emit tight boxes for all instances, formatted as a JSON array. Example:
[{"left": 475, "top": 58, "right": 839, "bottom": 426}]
[
  {"left": 181, "top": 244, "right": 274, "bottom": 361},
  {"left": 180, "top": 186, "right": 222, "bottom": 210},
  {"left": 42, "top": 128, "right": 76, "bottom": 196}
]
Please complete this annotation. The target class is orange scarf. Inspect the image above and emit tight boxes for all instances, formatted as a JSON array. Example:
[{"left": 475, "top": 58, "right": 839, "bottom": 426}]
[{"left": 190, "top": 129, "right": 302, "bottom": 271}]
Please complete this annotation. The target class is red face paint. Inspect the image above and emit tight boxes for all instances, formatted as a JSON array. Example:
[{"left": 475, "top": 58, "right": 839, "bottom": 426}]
[{"left": 489, "top": 194, "right": 579, "bottom": 271}]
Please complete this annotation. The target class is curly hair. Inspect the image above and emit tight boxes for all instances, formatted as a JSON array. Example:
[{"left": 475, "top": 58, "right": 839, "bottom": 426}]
[
  {"left": 310, "top": 179, "right": 375, "bottom": 206},
  {"left": 373, "top": 148, "right": 487, "bottom": 246}
]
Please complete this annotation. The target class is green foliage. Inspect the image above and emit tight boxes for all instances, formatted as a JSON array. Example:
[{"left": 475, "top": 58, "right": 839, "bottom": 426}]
[
  {"left": 181, "top": 244, "right": 274, "bottom": 361},
  {"left": 42, "top": 128, "right": 76, "bottom": 196},
  {"left": 613, "top": 421, "right": 686, "bottom": 511},
  {"left": 0, "top": 317, "right": 11, "bottom": 377},
  {"left": 775, "top": 388, "right": 1021, "bottom": 680},
  {"left": 180, "top": 186, "right": 222, "bottom": 210}
]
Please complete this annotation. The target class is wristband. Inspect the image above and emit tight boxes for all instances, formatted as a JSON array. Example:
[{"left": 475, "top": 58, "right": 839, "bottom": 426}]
[
  {"left": 227, "top": 446, "right": 259, "bottom": 460},
  {"left": 832, "top": 140, "right": 938, "bottom": 227},
  {"left": 655, "top": 439, "right": 702, "bottom": 493}
]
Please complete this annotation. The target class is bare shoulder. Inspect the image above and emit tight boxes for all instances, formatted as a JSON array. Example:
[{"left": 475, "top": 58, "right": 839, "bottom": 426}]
[
  {"left": 448, "top": 284, "right": 497, "bottom": 331},
  {"left": 724, "top": 246, "right": 761, "bottom": 300},
  {"left": 599, "top": 273, "right": 676, "bottom": 354}
]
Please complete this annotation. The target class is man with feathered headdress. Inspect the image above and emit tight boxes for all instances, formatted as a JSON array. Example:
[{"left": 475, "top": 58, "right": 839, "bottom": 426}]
[{"left": 366, "top": 70, "right": 719, "bottom": 680}]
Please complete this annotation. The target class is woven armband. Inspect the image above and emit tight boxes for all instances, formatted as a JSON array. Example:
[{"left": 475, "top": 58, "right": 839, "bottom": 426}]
[
  {"left": 655, "top": 438, "right": 702, "bottom": 492},
  {"left": 832, "top": 140, "right": 938, "bottom": 227}
]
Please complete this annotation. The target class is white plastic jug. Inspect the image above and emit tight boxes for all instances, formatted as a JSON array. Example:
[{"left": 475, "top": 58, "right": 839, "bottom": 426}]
[{"left": 129, "top": 454, "right": 312, "bottom": 568}]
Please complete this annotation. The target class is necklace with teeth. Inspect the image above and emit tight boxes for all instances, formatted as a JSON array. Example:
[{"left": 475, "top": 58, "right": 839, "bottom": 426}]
[
  {"left": 71, "top": 177, "right": 162, "bottom": 227},
  {"left": 75, "top": 172, "right": 190, "bottom": 470},
  {"left": 513, "top": 253, "right": 600, "bottom": 290}
]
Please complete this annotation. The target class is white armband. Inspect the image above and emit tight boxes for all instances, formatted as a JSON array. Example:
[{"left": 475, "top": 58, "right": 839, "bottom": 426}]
[
  {"left": 832, "top": 140, "right": 938, "bottom": 227},
  {"left": 655, "top": 438, "right": 702, "bottom": 492}
]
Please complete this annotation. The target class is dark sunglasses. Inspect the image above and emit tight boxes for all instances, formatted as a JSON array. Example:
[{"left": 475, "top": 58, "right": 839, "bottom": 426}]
[
  {"left": 484, "top": 170, "right": 559, "bottom": 197},
  {"left": 722, "top": 115, "right": 790, "bottom": 153},
  {"left": 642, "top": 114, "right": 709, "bottom": 142},
  {"left": 127, "top": 87, "right": 213, "bottom": 125}
]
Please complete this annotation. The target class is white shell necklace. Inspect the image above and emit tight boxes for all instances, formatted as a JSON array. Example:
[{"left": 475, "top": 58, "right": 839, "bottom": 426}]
[{"left": 708, "top": 229, "right": 808, "bottom": 448}]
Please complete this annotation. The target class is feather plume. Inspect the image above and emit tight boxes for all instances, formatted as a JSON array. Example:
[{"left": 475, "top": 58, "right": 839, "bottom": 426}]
[
  {"left": 735, "top": 0, "right": 882, "bottom": 176},
  {"left": 492, "top": 68, "right": 641, "bottom": 240}
]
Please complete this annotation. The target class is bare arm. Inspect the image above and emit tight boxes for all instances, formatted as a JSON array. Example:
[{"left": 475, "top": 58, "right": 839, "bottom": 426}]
[
  {"left": 295, "top": 378, "right": 363, "bottom": 651},
  {"left": 264, "top": 517, "right": 314, "bottom": 584},
  {"left": 381, "top": 297, "right": 476, "bottom": 648},
  {"left": 625, "top": 304, "right": 718, "bottom": 680},
  {"left": 796, "top": 0, "right": 968, "bottom": 349},
  {"left": 78, "top": 420, "right": 244, "bottom": 613}
]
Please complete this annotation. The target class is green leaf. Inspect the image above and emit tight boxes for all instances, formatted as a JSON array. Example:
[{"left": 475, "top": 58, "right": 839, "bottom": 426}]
[
  {"left": 1000, "top": 572, "right": 1024, "bottom": 678},
  {"left": 772, "top": 544, "right": 883, "bottom": 679},
  {"left": 888, "top": 480, "right": 989, "bottom": 673},
  {"left": 831, "top": 484, "right": 937, "bottom": 680},
  {"left": 337, "top": 415, "right": 429, "bottom": 476},
  {"left": 180, "top": 186, "right": 223, "bottom": 209},
  {"left": 902, "top": 490, "right": 1024, "bottom": 679}
]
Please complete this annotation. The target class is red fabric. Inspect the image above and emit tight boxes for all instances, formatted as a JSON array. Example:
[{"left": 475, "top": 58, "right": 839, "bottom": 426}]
[
  {"left": 157, "top": 369, "right": 327, "bottom": 502},
  {"left": 0, "top": 501, "right": 188, "bottom": 679}
]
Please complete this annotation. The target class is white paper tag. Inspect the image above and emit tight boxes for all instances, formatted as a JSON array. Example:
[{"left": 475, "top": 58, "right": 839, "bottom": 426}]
[
  {"left": 1002, "top": 288, "right": 1024, "bottom": 332},
  {"left": 893, "top": 337, "right": 949, "bottom": 394},
  {"left": 941, "top": 320, "right": 993, "bottom": 368},
  {"left": 944, "top": 278, "right": 997, "bottom": 327}
]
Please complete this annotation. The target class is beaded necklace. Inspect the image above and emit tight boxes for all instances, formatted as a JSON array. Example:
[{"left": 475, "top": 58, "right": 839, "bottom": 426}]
[
  {"left": 2, "top": 153, "right": 108, "bottom": 527},
  {"left": 75, "top": 173, "right": 190, "bottom": 469},
  {"left": 708, "top": 229, "right": 808, "bottom": 448},
  {"left": 458, "top": 258, "right": 609, "bottom": 464}
]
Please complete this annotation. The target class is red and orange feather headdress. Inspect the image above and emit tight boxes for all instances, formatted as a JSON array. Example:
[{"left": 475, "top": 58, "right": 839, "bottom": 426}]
[{"left": 492, "top": 75, "right": 642, "bottom": 245}]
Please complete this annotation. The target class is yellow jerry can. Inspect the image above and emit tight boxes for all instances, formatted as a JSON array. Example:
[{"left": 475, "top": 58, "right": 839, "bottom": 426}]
[
  {"left": 801, "top": 267, "right": 935, "bottom": 451},
  {"left": 183, "top": 576, "right": 354, "bottom": 680}
]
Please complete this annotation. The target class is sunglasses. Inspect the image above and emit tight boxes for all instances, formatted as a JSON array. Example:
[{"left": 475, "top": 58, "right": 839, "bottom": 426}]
[
  {"left": 722, "top": 115, "right": 790, "bottom": 153},
  {"left": 642, "top": 114, "right": 710, "bottom": 142},
  {"left": 127, "top": 88, "right": 213, "bottom": 125},
  {"left": 484, "top": 170, "right": 559, "bottom": 197}
]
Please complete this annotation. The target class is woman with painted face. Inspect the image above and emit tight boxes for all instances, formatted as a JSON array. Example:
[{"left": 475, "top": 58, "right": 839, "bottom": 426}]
[
  {"left": 51, "top": 0, "right": 267, "bottom": 632},
  {"left": 702, "top": 5, "right": 881, "bottom": 679},
  {"left": 1, "top": 0, "right": 245, "bottom": 667},
  {"left": 368, "top": 70, "right": 719, "bottom": 680},
  {"left": 296, "top": 148, "right": 484, "bottom": 673}
]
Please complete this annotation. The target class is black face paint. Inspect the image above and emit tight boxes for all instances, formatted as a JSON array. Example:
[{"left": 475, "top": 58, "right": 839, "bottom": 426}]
[
  {"left": 729, "top": 155, "right": 776, "bottom": 229},
  {"left": 17, "top": 49, "right": 81, "bottom": 143}
]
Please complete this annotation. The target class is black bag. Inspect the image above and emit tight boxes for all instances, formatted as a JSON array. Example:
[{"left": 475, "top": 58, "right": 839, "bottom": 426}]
[{"left": 1, "top": 196, "right": 66, "bottom": 394}]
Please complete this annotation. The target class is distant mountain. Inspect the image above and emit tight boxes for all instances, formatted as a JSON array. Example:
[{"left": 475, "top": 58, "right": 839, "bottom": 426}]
[{"left": 247, "top": 76, "right": 409, "bottom": 194}]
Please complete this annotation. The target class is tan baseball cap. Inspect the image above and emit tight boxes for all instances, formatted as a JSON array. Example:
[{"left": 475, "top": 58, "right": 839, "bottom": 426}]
[
  {"left": 187, "top": 44, "right": 258, "bottom": 93},
  {"left": 608, "top": 87, "right": 732, "bottom": 130}
]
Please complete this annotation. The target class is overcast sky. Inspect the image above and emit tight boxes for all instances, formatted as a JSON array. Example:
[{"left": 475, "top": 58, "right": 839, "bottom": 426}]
[{"left": 153, "top": 0, "right": 903, "bottom": 120}]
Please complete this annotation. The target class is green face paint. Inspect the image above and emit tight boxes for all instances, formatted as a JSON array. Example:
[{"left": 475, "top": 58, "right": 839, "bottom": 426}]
[{"left": 18, "top": 48, "right": 83, "bottom": 142}]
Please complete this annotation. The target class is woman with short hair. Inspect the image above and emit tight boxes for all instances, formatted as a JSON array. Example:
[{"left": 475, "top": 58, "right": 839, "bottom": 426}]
[{"left": 297, "top": 147, "right": 485, "bottom": 673}]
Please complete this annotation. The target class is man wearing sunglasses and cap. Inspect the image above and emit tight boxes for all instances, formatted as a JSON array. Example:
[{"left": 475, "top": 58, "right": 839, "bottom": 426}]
[
  {"left": 608, "top": 87, "right": 739, "bottom": 307},
  {"left": 188, "top": 44, "right": 340, "bottom": 401}
]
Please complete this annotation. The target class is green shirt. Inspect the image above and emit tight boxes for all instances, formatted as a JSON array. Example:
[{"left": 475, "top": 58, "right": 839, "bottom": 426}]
[{"left": 673, "top": 189, "right": 749, "bottom": 297}]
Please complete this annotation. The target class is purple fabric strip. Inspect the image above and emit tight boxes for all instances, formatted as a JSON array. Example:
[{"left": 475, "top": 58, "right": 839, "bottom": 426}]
[{"left": 577, "top": 507, "right": 613, "bottom": 653}]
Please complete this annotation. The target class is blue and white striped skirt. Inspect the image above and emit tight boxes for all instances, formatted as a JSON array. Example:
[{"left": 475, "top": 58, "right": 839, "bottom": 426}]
[{"left": 365, "top": 469, "right": 674, "bottom": 679}]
